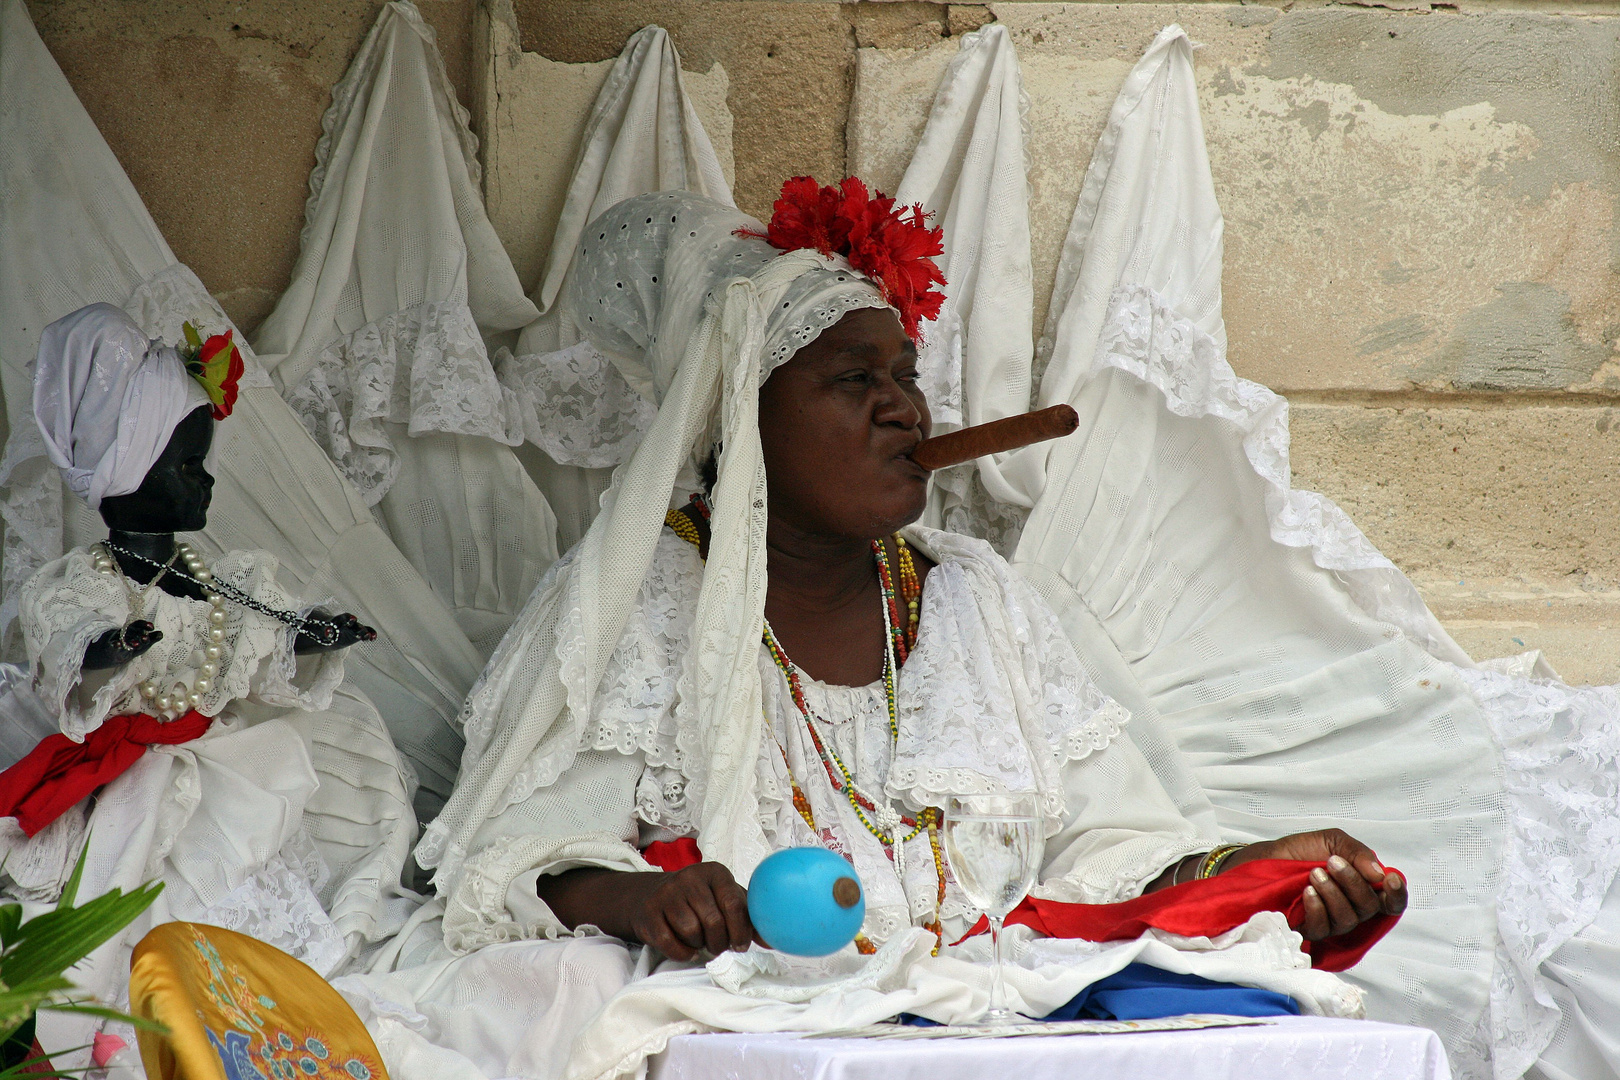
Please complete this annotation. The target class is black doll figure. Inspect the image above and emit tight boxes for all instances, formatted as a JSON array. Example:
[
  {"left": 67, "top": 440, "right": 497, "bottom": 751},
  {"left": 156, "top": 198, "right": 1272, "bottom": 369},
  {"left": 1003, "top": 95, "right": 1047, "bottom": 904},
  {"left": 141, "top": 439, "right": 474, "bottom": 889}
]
[
  {"left": 0, "top": 303, "right": 414, "bottom": 998},
  {"left": 82, "top": 403, "right": 376, "bottom": 681}
]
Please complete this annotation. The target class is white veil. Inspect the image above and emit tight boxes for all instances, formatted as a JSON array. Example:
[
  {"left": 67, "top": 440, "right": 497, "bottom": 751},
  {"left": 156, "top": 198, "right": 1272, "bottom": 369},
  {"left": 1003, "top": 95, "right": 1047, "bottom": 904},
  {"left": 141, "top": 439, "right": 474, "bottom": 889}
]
[
  {"left": 1005, "top": 26, "right": 1505, "bottom": 1071},
  {"left": 418, "top": 193, "right": 895, "bottom": 949}
]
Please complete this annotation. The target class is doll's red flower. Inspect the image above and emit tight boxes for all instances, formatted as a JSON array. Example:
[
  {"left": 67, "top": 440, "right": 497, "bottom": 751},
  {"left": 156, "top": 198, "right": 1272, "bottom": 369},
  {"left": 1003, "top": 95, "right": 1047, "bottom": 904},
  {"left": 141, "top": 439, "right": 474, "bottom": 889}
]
[{"left": 184, "top": 325, "right": 244, "bottom": 420}]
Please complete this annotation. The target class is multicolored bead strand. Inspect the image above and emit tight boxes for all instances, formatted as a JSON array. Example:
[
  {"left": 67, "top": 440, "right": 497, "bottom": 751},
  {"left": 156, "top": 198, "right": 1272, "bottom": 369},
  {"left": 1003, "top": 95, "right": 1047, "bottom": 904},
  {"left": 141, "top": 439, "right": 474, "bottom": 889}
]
[{"left": 664, "top": 500, "right": 946, "bottom": 950}]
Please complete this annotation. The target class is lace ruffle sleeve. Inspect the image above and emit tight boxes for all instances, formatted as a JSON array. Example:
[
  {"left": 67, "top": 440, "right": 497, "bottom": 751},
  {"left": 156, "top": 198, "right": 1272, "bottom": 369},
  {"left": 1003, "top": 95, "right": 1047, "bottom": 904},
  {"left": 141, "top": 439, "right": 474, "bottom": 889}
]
[{"left": 19, "top": 547, "right": 343, "bottom": 740}]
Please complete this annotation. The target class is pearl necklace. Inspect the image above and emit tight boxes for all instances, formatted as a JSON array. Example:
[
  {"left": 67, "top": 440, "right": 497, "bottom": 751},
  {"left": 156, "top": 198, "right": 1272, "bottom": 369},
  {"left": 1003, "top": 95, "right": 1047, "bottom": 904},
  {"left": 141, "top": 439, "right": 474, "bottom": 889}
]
[{"left": 94, "top": 541, "right": 231, "bottom": 719}]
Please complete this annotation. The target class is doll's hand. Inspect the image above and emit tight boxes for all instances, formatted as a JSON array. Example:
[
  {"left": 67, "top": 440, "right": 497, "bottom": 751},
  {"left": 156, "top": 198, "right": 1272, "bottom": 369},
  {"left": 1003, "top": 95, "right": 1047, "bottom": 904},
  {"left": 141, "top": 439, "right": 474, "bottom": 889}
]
[
  {"left": 294, "top": 611, "right": 376, "bottom": 653},
  {"left": 83, "top": 622, "right": 162, "bottom": 669}
]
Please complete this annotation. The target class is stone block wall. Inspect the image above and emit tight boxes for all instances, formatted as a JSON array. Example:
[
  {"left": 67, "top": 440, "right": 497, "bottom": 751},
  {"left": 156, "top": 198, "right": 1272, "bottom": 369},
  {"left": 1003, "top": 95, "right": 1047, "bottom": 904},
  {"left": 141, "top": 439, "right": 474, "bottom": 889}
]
[{"left": 26, "top": 0, "right": 1620, "bottom": 681}]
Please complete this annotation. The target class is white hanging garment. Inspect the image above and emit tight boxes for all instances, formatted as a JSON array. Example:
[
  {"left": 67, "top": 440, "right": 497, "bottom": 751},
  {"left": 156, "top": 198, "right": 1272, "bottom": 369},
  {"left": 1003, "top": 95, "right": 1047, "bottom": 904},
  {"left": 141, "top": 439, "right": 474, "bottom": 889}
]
[
  {"left": 502, "top": 25, "right": 731, "bottom": 550},
  {"left": 895, "top": 24, "right": 1031, "bottom": 550},
  {"left": 521, "top": 25, "right": 732, "bottom": 352},
  {"left": 992, "top": 18, "right": 1232, "bottom": 548},
  {"left": 1010, "top": 26, "right": 1529, "bottom": 1076},
  {"left": 0, "top": 0, "right": 481, "bottom": 822},
  {"left": 251, "top": 0, "right": 556, "bottom": 655}
]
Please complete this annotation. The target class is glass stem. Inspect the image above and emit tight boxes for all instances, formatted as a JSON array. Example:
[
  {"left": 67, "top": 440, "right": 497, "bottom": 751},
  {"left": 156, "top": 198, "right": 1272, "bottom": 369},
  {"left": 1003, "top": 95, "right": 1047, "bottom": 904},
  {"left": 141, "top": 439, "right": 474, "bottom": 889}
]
[{"left": 989, "top": 913, "right": 1006, "bottom": 1016}]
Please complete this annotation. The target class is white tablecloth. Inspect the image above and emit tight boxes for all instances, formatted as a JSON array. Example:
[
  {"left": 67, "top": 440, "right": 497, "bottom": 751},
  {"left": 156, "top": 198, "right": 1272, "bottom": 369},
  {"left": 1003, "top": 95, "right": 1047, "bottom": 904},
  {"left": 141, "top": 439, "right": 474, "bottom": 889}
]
[{"left": 647, "top": 1016, "right": 1451, "bottom": 1080}]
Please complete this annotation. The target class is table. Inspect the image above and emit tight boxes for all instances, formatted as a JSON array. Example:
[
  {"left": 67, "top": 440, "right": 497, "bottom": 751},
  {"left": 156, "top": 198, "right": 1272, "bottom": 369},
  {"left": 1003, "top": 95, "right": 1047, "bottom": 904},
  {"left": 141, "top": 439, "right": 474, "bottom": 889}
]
[{"left": 647, "top": 1015, "right": 1451, "bottom": 1080}]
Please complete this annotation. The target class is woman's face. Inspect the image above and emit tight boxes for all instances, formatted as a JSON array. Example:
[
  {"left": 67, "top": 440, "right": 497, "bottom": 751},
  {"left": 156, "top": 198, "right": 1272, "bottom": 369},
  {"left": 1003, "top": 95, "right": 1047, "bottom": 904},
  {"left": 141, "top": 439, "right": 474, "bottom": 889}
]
[
  {"left": 757, "top": 307, "right": 932, "bottom": 542},
  {"left": 98, "top": 406, "right": 215, "bottom": 533}
]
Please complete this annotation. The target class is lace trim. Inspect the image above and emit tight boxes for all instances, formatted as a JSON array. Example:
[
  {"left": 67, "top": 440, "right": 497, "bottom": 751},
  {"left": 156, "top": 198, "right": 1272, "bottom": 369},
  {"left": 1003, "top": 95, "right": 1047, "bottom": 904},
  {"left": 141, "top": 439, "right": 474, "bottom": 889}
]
[
  {"left": 1456, "top": 666, "right": 1620, "bottom": 1080},
  {"left": 283, "top": 299, "right": 525, "bottom": 506},
  {"left": 1092, "top": 285, "right": 1469, "bottom": 664},
  {"left": 120, "top": 266, "right": 273, "bottom": 390},
  {"left": 20, "top": 548, "right": 336, "bottom": 741},
  {"left": 495, "top": 341, "right": 656, "bottom": 468},
  {"left": 886, "top": 530, "right": 1127, "bottom": 824},
  {"left": 195, "top": 851, "right": 348, "bottom": 977},
  {"left": 766, "top": 291, "right": 891, "bottom": 369}
]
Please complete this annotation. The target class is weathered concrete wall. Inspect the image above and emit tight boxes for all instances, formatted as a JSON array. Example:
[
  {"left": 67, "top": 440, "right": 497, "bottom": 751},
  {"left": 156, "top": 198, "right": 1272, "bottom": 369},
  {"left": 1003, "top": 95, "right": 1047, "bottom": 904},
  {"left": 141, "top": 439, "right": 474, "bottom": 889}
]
[
  {"left": 845, "top": 2, "right": 1620, "bottom": 682},
  {"left": 25, "top": 0, "right": 478, "bottom": 332},
  {"left": 24, "top": 0, "right": 1620, "bottom": 681}
]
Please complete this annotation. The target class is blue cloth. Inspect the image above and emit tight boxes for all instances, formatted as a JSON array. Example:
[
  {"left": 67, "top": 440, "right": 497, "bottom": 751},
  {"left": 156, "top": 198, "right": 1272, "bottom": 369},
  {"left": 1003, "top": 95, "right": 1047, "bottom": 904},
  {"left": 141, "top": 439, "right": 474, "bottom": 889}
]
[
  {"left": 899, "top": 963, "right": 1300, "bottom": 1025},
  {"left": 1045, "top": 963, "right": 1300, "bottom": 1020}
]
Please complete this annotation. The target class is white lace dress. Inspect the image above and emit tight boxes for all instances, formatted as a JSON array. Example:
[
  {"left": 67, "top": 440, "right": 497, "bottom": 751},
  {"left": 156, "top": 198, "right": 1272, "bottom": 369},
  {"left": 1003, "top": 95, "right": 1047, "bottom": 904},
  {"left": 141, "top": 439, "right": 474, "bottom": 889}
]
[
  {"left": 5, "top": 545, "right": 417, "bottom": 1055},
  {"left": 333, "top": 526, "right": 1215, "bottom": 1080}
]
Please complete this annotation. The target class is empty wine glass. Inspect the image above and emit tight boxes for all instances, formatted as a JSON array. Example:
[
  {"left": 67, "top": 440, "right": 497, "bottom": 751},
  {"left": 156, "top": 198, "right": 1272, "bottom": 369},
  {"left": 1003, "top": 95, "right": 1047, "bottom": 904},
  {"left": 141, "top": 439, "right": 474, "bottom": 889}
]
[{"left": 942, "top": 792, "right": 1042, "bottom": 1025}]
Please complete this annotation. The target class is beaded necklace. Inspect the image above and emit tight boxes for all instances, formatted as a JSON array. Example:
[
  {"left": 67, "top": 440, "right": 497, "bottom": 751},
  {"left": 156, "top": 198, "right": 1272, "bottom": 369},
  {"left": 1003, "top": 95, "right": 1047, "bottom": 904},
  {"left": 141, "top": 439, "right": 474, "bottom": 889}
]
[
  {"left": 665, "top": 496, "right": 947, "bottom": 951},
  {"left": 103, "top": 541, "right": 342, "bottom": 646},
  {"left": 96, "top": 541, "right": 233, "bottom": 718}
]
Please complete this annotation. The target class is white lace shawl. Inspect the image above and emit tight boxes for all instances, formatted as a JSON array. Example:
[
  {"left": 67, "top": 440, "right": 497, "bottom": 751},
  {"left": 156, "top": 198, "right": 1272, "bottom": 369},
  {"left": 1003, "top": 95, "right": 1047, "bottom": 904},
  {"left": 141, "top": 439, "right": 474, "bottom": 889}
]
[
  {"left": 416, "top": 195, "right": 894, "bottom": 914},
  {"left": 19, "top": 546, "right": 342, "bottom": 741},
  {"left": 437, "top": 525, "right": 1205, "bottom": 951}
]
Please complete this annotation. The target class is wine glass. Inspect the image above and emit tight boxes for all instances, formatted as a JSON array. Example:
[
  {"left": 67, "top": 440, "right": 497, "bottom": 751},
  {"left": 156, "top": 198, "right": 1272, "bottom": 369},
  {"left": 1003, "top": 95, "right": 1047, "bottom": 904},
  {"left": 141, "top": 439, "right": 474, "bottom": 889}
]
[{"left": 941, "top": 792, "right": 1042, "bottom": 1025}]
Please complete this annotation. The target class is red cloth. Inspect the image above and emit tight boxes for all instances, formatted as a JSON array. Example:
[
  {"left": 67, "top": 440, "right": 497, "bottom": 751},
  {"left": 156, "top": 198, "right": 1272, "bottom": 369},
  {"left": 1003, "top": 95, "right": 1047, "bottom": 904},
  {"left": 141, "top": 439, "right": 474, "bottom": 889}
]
[
  {"left": 0, "top": 710, "right": 212, "bottom": 836},
  {"left": 636, "top": 839, "right": 1397, "bottom": 972},
  {"left": 642, "top": 837, "right": 703, "bottom": 873},
  {"left": 958, "top": 858, "right": 1401, "bottom": 972}
]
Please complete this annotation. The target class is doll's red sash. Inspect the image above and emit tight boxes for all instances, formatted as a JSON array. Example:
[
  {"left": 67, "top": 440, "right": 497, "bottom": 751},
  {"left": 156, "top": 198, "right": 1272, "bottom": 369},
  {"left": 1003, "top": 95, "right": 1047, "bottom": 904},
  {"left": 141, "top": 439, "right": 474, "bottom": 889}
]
[{"left": 0, "top": 710, "right": 212, "bottom": 836}]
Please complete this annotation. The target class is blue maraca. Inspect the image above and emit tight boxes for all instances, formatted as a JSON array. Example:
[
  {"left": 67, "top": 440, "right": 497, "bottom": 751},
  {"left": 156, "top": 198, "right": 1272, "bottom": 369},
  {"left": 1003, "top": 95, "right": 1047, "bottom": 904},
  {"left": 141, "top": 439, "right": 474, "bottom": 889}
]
[{"left": 747, "top": 847, "right": 865, "bottom": 956}]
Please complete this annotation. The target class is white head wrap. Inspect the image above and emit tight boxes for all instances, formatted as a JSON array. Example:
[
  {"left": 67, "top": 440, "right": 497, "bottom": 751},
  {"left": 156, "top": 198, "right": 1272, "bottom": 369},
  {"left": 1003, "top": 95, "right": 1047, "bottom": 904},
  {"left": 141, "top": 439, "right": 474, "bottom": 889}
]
[
  {"left": 33, "top": 303, "right": 213, "bottom": 510},
  {"left": 419, "top": 193, "right": 898, "bottom": 945}
]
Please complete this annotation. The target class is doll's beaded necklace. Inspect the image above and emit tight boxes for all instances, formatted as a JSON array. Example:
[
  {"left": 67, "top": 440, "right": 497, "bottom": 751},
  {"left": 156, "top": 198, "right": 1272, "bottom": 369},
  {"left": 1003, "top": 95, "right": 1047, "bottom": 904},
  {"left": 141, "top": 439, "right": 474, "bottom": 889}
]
[
  {"left": 667, "top": 495, "right": 947, "bottom": 951},
  {"left": 99, "top": 540, "right": 342, "bottom": 718}
]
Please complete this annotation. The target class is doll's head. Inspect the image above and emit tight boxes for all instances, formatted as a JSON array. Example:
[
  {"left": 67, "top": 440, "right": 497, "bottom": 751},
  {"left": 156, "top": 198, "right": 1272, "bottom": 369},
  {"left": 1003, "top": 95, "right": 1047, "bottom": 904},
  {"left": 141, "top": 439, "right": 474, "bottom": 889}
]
[
  {"left": 98, "top": 406, "right": 215, "bottom": 533},
  {"left": 33, "top": 303, "right": 240, "bottom": 529}
]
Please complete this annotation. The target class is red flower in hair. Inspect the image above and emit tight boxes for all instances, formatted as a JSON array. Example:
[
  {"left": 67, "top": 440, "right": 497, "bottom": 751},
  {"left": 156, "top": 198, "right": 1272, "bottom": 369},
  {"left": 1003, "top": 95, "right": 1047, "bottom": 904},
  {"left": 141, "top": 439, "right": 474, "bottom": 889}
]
[
  {"left": 180, "top": 322, "right": 245, "bottom": 420},
  {"left": 745, "top": 176, "right": 946, "bottom": 341}
]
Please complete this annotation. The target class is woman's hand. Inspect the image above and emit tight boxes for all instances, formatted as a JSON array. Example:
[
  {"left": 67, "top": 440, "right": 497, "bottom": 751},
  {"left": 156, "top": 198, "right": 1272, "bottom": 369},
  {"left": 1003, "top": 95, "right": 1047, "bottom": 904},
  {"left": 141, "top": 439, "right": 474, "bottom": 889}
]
[
  {"left": 1226, "top": 828, "right": 1406, "bottom": 940},
  {"left": 294, "top": 611, "right": 376, "bottom": 653},
  {"left": 536, "top": 863, "right": 757, "bottom": 961},
  {"left": 83, "top": 622, "right": 162, "bottom": 670}
]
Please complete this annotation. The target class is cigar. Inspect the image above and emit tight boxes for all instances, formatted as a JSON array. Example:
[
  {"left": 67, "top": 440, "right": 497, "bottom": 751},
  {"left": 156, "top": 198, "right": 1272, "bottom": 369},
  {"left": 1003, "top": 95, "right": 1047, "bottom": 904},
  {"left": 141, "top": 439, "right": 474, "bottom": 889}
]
[{"left": 910, "top": 405, "right": 1080, "bottom": 471}]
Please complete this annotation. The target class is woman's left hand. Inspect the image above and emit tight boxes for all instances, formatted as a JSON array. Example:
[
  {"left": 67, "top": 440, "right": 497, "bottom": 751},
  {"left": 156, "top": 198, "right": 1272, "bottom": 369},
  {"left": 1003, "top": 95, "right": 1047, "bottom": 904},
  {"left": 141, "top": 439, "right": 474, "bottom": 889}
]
[{"left": 1224, "top": 829, "right": 1406, "bottom": 940}]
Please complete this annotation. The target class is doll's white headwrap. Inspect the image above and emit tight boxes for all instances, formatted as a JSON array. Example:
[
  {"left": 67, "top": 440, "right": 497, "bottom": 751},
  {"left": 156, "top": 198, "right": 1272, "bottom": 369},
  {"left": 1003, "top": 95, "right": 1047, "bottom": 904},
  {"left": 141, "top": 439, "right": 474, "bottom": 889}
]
[{"left": 33, "top": 303, "right": 212, "bottom": 510}]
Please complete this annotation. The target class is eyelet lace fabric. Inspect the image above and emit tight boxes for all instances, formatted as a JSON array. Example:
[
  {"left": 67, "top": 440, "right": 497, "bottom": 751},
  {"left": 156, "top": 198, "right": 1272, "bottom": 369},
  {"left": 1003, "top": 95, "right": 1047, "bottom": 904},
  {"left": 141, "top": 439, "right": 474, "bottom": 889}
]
[
  {"left": 1093, "top": 284, "right": 1469, "bottom": 664},
  {"left": 0, "top": 264, "right": 270, "bottom": 648},
  {"left": 494, "top": 341, "right": 657, "bottom": 469},
  {"left": 283, "top": 299, "right": 527, "bottom": 506},
  {"left": 19, "top": 547, "right": 342, "bottom": 741},
  {"left": 1453, "top": 666, "right": 1620, "bottom": 1080}
]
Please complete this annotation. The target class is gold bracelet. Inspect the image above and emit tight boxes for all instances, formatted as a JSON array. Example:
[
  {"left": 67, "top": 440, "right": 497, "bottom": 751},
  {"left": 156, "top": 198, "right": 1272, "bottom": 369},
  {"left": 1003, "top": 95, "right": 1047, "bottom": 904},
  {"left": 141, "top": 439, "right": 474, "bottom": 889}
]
[{"left": 1198, "top": 843, "right": 1246, "bottom": 880}]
